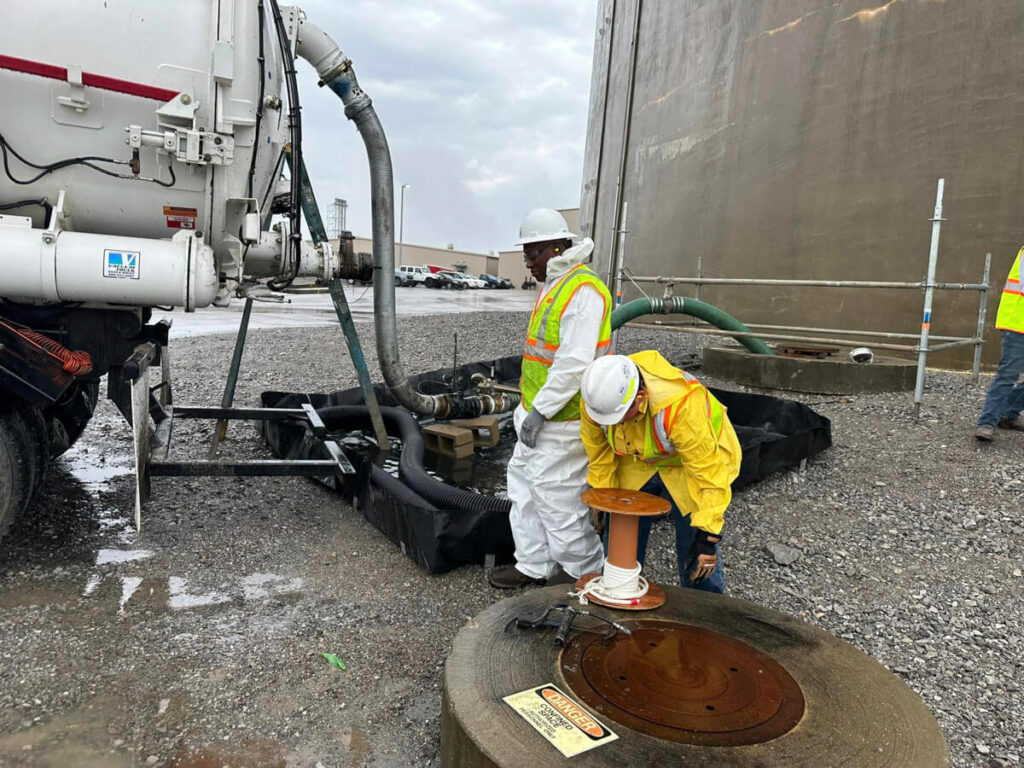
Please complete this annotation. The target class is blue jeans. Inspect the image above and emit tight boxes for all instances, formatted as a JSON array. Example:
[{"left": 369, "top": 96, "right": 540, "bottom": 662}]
[
  {"left": 634, "top": 475, "right": 725, "bottom": 594},
  {"left": 977, "top": 330, "right": 1024, "bottom": 427}
]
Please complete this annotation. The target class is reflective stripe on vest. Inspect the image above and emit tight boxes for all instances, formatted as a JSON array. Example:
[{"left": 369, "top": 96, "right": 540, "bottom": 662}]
[
  {"left": 520, "top": 265, "right": 612, "bottom": 421},
  {"left": 604, "top": 374, "right": 725, "bottom": 468},
  {"left": 996, "top": 249, "right": 1024, "bottom": 333}
]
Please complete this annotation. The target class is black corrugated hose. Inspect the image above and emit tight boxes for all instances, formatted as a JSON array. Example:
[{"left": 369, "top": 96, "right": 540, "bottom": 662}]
[{"left": 317, "top": 406, "right": 511, "bottom": 514}]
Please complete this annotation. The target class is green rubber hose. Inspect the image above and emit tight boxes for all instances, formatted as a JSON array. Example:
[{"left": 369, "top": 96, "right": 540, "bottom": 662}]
[{"left": 610, "top": 297, "right": 774, "bottom": 356}]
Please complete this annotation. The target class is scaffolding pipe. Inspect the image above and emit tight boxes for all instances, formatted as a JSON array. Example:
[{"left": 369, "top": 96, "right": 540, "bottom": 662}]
[
  {"left": 623, "top": 275, "right": 987, "bottom": 291},
  {"left": 927, "top": 338, "right": 982, "bottom": 352},
  {"left": 624, "top": 323, "right": 930, "bottom": 353},
  {"left": 742, "top": 323, "right": 966, "bottom": 342},
  {"left": 914, "top": 179, "right": 945, "bottom": 418},
  {"left": 611, "top": 201, "right": 627, "bottom": 353},
  {"left": 972, "top": 253, "right": 992, "bottom": 381}
]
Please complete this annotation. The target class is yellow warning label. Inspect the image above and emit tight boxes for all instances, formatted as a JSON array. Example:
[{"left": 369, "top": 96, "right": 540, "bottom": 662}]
[{"left": 502, "top": 683, "right": 618, "bottom": 758}]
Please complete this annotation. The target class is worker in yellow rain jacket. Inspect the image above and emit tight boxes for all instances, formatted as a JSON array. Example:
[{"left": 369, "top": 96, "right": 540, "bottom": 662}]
[
  {"left": 975, "top": 246, "right": 1024, "bottom": 441},
  {"left": 579, "top": 351, "right": 741, "bottom": 593}
]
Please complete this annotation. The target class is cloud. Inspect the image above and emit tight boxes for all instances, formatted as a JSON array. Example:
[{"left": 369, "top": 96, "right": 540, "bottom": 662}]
[{"left": 296, "top": 0, "right": 595, "bottom": 252}]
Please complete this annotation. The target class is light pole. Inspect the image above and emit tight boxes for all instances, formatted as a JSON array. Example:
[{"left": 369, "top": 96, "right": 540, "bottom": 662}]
[{"left": 399, "top": 183, "right": 410, "bottom": 266}]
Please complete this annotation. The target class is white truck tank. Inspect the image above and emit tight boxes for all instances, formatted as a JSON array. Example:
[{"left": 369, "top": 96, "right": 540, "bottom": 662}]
[{"left": 0, "top": 1, "right": 290, "bottom": 287}]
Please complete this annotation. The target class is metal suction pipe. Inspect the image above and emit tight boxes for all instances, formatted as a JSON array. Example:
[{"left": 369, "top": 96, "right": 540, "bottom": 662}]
[
  {"left": 296, "top": 19, "right": 518, "bottom": 419},
  {"left": 295, "top": 18, "right": 436, "bottom": 415}
]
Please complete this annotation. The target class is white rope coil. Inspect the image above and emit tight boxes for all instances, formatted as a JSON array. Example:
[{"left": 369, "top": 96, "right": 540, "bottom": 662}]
[{"left": 572, "top": 561, "right": 649, "bottom": 606}]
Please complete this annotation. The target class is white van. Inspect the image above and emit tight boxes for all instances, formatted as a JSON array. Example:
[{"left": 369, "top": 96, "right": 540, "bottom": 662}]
[{"left": 398, "top": 265, "right": 429, "bottom": 286}]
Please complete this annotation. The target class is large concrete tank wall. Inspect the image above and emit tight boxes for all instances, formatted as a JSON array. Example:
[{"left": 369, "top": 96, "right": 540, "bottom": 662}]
[{"left": 579, "top": 0, "right": 1024, "bottom": 368}]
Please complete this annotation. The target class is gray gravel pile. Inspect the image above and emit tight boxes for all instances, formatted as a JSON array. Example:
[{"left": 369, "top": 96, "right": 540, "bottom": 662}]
[{"left": 0, "top": 310, "right": 1020, "bottom": 767}]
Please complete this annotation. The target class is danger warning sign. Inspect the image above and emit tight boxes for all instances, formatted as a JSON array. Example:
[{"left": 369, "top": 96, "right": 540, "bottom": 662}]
[
  {"left": 163, "top": 205, "right": 197, "bottom": 230},
  {"left": 503, "top": 684, "right": 618, "bottom": 757}
]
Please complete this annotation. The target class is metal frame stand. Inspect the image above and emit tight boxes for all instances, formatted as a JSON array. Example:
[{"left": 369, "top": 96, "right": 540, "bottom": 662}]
[
  {"left": 210, "top": 153, "right": 389, "bottom": 452},
  {"left": 125, "top": 340, "right": 354, "bottom": 532}
]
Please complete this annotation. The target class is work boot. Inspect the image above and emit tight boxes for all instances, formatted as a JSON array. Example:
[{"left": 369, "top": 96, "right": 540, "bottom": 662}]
[
  {"left": 487, "top": 565, "right": 545, "bottom": 590},
  {"left": 974, "top": 425, "right": 995, "bottom": 442},
  {"left": 997, "top": 417, "right": 1024, "bottom": 432},
  {"left": 545, "top": 566, "right": 576, "bottom": 587}
]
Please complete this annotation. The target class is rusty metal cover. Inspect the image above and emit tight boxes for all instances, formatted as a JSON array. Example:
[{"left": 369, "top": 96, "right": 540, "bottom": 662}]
[{"left": 561, "top": 620, "right": 804, "bottom": 746}]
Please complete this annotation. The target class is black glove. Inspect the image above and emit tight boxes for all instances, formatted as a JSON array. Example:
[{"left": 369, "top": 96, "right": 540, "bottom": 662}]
[{"left": 685, "top": 529, "right": 721, "bottom": 584}]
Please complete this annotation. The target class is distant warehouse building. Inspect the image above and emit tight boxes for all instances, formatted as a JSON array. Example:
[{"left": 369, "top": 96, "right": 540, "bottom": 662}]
[
  {"left": 349, "top": 237, "right": 498, "bottom": 276},
  {"left": 578, "top": 1, "right": 1024, "bottom": 367}
]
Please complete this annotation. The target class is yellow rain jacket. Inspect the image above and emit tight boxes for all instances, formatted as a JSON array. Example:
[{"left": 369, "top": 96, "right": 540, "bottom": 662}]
[{"left": 580, "top": 350, "right": 741, "bottom": 535}]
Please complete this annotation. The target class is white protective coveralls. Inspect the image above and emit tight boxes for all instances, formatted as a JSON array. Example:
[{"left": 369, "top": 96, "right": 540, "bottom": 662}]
[{"left": 506, "top": 239, "right": 607, "bottom": 580}]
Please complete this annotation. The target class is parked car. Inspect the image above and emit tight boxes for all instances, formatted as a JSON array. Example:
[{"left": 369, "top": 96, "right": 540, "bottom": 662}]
[
  {"left": 398, "top": 264, "right": 429, "bottom": 286},
  {"left": 394, "top": 268, "right": 406, "bottom": 286},
  {"left": 425, "top": 271, "right": 463, "bottom": 289},
  {"left": 455, "top": 272, "right": 486, "bottom": 289},
  {"left": 478, "top": 273, "right": 503, "bottom": 288},
  {"left": 479, "top": 274, "right": 513, "bottom": 289}
]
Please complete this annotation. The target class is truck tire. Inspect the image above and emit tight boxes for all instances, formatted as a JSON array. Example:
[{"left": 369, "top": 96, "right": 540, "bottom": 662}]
[
  {"left": 425, "top": 277, "right": 438, "bottom": 289},
  {"left": 45, "top": 381, "right": 99, "bottom": 458},
  {"left": 0, "top": 404, "right": 46, "bottom": 543}
]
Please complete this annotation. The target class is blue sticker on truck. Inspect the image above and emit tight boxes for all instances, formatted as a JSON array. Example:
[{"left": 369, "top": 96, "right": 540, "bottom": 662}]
[{"left": 104, "top": 250, "right": 140, "bottom": 279}]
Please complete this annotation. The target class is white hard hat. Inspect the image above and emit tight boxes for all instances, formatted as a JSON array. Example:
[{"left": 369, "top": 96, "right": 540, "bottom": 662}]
[
  {"left": 581, "top": 355, "right": 641, "bottom": 426},
  {"left": 514, "top": 208, "right": 576, "bottom": 246}
]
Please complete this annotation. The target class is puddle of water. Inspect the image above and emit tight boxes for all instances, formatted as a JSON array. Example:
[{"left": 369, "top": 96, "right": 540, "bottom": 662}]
[
  {"left": 168, "top": 576, "right": 231, "bottom": 610},
  {"left": 118, "top": 576, "right": 142, "bottom": 614},
  {"left": 60, "top": 444, "right": 133, "bottom": 493},
  {"left": 82, "top": 574, "right": 102, "bottom": 597},
  {"left": 95, "top": 548, "right": 153, "bottom": 566},
  {"left": 241, "top": 572, "right": 304, "bottom": 601}
]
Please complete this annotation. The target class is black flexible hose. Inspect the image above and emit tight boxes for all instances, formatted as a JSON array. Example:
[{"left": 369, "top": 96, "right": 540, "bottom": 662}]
[{"left": 317, "top": 405, "right": 512, "bottom": 515}]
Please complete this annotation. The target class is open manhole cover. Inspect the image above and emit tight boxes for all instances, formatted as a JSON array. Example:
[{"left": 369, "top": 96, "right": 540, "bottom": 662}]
[{"left": 560, "top": 620, "right": 805, "bottom": 746}]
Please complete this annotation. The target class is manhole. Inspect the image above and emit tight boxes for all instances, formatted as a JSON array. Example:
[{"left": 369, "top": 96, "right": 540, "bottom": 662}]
[{"left": 560, "top": 620, "right": 805, "bottom": 746}]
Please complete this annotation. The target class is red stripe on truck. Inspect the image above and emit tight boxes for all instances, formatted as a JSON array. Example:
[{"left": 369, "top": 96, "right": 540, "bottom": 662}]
[{"left": 0, "top": 54, "right": 179, "bottom": 102}]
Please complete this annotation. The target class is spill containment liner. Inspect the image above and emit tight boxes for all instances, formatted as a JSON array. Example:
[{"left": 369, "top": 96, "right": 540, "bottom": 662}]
[{"left": 261, "top": 356, "right": 831, "bottom": 574}]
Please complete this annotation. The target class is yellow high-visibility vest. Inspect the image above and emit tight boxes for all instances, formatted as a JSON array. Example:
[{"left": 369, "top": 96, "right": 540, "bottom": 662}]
[
  {"left": 520, "top": 265, "right": 612, "bottom": 421},
  {"left": 996, "top": 248, "right": 1024, "bottom": 334},
  {"left": 604, "top": 370, "right": 725, "bottom": 469}
]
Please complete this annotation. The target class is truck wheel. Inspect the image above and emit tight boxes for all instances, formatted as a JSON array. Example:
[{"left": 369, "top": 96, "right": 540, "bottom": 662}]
[
  {"left": 395, "top": 276, "right": 403, "bottom": 287},
  {"left": 0, "top": 404, "right": 46, "bottom": 543},
  {"left": 44, "top": 381, "right": 99, "bottom": 458},
  {"left": 425, "top": 278, "right": 437, "bottom": 288}
]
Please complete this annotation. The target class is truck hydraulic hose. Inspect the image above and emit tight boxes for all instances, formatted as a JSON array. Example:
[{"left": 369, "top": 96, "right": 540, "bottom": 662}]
[
  {"left": 295, "top": 19, "right": 493, "bottom": 418},
  {"left": 611, "top": 297, "right": 774, "bottom": 356},
  {"left": 317, "top": 405, "right": 512, "bottom": 515}
]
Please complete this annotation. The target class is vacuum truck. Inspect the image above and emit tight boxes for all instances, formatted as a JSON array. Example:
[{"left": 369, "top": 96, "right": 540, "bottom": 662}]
[{"left": 0, "top": 2, "right": 420, "bottom": 543}]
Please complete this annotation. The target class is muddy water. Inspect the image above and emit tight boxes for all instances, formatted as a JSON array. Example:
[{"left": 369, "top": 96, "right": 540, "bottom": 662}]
[{"left": 339, "top": 415, "right": 517, "bottom": 499}]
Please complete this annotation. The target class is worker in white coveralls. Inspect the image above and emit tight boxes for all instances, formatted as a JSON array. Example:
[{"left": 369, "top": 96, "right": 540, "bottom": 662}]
[
  {"left": 487, "top": 208, "right": 613, "bottom": 589},
  {"left": 579, "top": 352, "right": 741, "bottom": 593}
]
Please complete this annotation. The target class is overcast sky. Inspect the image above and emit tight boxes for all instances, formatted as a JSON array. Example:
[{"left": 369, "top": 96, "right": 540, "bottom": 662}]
[{"left": 296, "top": 1, "right": 597, "bottom": 254}]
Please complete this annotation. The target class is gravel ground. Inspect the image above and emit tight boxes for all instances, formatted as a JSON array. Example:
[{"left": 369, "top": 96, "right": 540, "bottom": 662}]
[{"left": 0, "top": 309, "right": 1021, "bottom": 767}]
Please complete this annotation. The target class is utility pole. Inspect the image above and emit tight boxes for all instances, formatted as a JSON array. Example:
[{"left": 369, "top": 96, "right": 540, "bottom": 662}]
[{"left": 399, "top": 183, "right": 410, "bottom": 266}]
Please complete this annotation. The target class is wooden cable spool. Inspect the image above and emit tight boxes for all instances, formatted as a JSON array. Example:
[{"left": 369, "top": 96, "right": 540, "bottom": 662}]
[{"left": 575, "top": 487, "right": 671, "bottom": 610}]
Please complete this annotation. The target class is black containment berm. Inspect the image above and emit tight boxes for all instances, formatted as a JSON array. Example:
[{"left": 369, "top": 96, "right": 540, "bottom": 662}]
[
  {"left": 261, "top": 355, "right": 832, "bottom": 573},
  {"left": 442, "top": 586, "right": 950, "bottom": 767}
]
